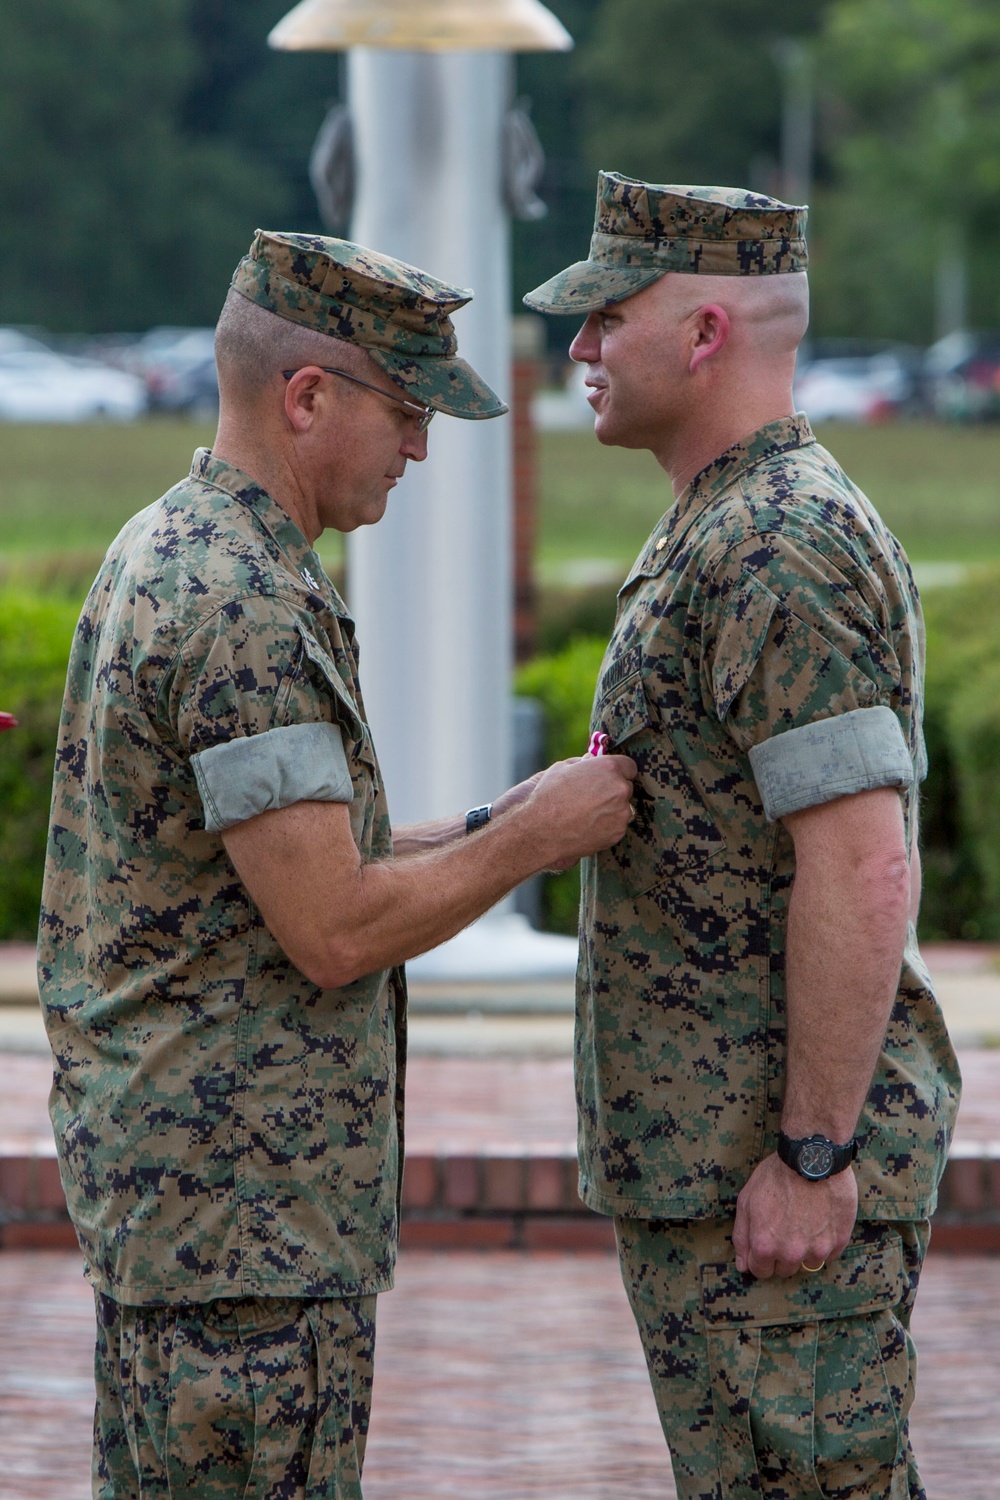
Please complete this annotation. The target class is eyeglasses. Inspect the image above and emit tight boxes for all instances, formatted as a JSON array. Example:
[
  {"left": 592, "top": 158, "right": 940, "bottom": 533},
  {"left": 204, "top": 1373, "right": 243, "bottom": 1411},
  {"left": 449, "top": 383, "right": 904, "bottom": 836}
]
[{"left": 282, "top": 366, "right": 435, "bottom": 432}]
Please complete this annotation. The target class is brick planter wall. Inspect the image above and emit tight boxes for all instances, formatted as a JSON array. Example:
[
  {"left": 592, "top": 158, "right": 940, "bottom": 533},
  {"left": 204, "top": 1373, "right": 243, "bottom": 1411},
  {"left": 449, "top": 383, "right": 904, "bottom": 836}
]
[{"left": 6, "top": 1142, "right": 996, "bottom": 1254}]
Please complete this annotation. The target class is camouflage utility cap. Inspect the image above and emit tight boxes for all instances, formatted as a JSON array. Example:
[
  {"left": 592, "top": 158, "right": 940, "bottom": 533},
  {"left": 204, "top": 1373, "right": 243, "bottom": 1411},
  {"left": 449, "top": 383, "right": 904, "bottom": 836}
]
[
  {"left": 233, "top": 229, "right": 507, "bottom": 420},
  {"left": 524, "top": 171, "right": 808, "bottom": 315}
]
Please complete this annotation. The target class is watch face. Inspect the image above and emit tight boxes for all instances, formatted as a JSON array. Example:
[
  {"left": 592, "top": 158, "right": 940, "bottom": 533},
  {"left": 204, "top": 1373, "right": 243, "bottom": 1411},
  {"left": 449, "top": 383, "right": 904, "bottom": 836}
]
[{"left": 798, "top": 1138, "right": 835, "bottom": 1179}]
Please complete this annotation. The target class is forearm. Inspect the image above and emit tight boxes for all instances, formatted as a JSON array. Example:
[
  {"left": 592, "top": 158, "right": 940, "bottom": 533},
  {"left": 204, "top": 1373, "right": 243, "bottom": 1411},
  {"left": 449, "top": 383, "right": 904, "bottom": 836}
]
[
  {"left": 253, "top": 799, "right": 559, "bottom": 988},
  {"left": 392, "top": 814, "right": 466, "bottom": 855},
  {"left": 392, "top": 774, "right": 544, "bottom": 857},
  {"left": 339, "top": 809, "right": 545, "bottom": 975},
  {"left": 733, "top": 788, "right": 910, "bottom": 1279},
  {"left": 223, "top": 756, "right": 635, "bottom": 989},
  {"left": 781, "top": 797, "right": 911, "bottom": 1141}
]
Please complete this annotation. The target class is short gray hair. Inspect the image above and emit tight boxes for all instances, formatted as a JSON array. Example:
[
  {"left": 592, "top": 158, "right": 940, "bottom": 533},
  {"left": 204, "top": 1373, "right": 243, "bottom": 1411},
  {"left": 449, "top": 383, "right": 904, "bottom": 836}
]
[{"left": 214, "top": 288, "right": 374, "bottom": 405}]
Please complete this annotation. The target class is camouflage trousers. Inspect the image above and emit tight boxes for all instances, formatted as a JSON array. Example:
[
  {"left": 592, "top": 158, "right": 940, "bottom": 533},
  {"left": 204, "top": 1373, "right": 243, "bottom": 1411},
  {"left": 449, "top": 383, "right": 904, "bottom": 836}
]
[
  {"left": 615, "top": 1216, "right": 929, "bottom": 1500},
  {"left": 92, "top": 1291, "right": 377, "bottom": 1499}
]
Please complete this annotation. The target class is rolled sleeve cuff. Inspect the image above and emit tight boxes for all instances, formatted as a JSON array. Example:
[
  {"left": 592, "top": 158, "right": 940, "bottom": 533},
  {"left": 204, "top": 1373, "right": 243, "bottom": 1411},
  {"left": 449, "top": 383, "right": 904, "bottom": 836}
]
[
  {"left": 192, "top": 722, "right": 353, "bottom": 833},
  {"left": 748, "top": 706, "right": 914, "bottom": 823}
]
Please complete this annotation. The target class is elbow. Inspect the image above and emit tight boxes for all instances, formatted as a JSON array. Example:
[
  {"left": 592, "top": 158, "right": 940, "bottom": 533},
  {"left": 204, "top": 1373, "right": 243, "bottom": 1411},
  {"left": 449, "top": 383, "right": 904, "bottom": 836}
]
[
  {"left": 860, "top": 849, "right": 911, "bottom": 928},
  {"left": 289, "top": 934, "right": 369, "bottom": 991}
]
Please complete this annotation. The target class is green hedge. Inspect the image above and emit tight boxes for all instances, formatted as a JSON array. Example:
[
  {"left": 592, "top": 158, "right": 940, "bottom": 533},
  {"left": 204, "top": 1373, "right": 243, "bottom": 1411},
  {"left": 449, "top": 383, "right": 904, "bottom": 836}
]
[
  {"left": 920, "top": 571, "right": 1000, "bottom": 939},
  {"left": 516, "top": 636, "right": 607, "bottom": 933},
  {"left": 0, "top": 586, "right": 82, "bottom": 939},
  {"left": 2, "top": 572, "right": 999, "bottom": 944}
]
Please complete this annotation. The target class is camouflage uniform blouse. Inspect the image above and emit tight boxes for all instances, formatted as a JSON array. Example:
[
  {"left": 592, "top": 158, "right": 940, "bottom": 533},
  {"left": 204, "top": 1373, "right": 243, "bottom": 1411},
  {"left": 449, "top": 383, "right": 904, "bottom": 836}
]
[
  {"left": 39, "top": 451, "right": 405, "bottom": 1306},
  {"left": 579, "top": 415, "right": 960, "bottom": 1222}
]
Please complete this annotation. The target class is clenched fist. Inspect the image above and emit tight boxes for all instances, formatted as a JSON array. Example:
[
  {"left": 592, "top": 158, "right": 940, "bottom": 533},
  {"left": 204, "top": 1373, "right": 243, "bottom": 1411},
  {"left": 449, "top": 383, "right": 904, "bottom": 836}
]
[{"left": 526, "top": 752, "right": 637, "bottom": 872}]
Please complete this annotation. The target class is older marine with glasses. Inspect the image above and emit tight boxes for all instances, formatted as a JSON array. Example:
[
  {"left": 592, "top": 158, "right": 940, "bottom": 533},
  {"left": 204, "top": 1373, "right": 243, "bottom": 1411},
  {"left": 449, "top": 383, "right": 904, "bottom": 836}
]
[{"left": 282, "top": 365, "right": 435, "bottom": 431}]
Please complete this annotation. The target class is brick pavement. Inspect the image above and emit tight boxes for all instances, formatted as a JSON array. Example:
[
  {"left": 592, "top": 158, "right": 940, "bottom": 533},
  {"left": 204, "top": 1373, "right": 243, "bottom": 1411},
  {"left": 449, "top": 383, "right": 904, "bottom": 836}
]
[
  {"left": 3, "top": 943, "right": 1000, "bottom": 1494},
  {"left": 1, "top": 1247, "right": 998, "bottom": 1500}
]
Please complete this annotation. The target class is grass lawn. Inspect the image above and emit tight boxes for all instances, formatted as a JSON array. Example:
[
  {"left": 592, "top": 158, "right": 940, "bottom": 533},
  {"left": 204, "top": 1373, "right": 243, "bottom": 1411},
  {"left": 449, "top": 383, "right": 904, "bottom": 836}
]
[
  {"left": 0, "top": 419, "right": 352, "bottom": 584},
  {"left": 0, "top": 421, "right": 216, "bottom": 553},
  {"left": 1, "top": 417, "right": 999, "bottom": 591},
  {"left": 538, "top": 420, "right": 1000, "bottom": 579}
]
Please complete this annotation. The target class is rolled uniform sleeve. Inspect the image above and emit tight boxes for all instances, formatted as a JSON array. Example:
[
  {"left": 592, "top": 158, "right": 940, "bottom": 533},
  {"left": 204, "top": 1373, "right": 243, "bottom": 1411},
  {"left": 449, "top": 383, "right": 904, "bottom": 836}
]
[
  {"left": 747, "top": 706, "right": 911, "bottom": 821},
  {"left": 192, "top": 722, "right": 352, "bottom": 832},
  {"left": 161, "top": 596, "right": 361, "bottom": 832},
  {"left": 704, "top": 534, "right": 916, "bottom": 820}
]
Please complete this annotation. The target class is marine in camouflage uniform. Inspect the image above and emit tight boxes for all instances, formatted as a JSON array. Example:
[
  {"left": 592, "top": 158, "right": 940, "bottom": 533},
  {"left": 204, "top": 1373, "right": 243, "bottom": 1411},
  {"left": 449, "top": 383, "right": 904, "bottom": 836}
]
[
  {"left": 526, "top": 173, "right": 960, "bottom": 1498},
  {"left": 39, "top": 231, "right": 635, "bottom": 1498}
]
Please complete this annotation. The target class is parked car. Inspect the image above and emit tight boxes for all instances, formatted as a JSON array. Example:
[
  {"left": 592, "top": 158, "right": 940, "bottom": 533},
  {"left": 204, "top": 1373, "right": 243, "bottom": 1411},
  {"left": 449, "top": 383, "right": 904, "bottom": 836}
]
[
  {"left": 147, "top": 350, "right": 219, "bottom": 416},
  {"left": 124, "top": 327, "right": 219, "bottom": 415},
  {"left": 794, "top": 339, "right": 923, "bottom": 423},
  {"left": 0, "top": 327, "right": 52, "bottom": 355},
  {"left": 533, "top": 361, "right": 595, "bottom": 431},
  {"left": 0, "top": 349, "right": 147, "bottom": 422},
  {"left": 924, "top": 331, "right": 1000, "bottom": 421}
]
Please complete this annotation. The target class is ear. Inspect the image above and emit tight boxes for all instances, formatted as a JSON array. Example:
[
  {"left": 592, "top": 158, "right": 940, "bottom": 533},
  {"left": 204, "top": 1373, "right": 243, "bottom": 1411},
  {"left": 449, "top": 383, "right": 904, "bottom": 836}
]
[
  {"left": 689, "top": 304, "right": 730, "bottom": 374},
  {"left": 283, "top": 367, "right": 325, "bottom": 433}
]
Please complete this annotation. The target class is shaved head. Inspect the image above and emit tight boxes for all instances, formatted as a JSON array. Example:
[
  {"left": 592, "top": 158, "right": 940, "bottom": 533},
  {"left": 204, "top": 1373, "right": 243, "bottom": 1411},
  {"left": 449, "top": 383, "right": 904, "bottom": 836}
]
[
  {"left": 650, "top": 271, "right": 809, "bottom": 358},
  {"left": 214, "top": 289, "right": 377, "bottom": 407},
  {"left": 567, "top": 268, "right": 809, "bottom": 485}
]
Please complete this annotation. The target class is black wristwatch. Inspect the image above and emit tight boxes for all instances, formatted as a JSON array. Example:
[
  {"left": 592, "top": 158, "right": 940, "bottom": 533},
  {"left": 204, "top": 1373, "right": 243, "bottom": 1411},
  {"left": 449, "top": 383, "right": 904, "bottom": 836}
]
[
  {"left": 465, "top": 803, "right": 493, "bottom": 834},
  {"left": 777, "top": 1131, "right": 858, "bottom": 1181}
]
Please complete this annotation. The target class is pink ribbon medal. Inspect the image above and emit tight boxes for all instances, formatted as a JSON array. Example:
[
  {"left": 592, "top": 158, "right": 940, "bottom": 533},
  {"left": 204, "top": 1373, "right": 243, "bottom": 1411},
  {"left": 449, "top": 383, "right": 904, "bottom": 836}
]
[{"left": 587, "top": 731, "right": 609, "bottom": 757}]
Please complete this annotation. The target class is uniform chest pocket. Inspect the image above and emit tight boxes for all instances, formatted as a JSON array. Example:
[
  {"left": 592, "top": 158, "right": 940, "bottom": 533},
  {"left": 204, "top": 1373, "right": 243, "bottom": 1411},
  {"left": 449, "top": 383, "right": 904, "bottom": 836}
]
[
  {"left": 596, "top": 673, "right": 726, "bottom": 897},
  {"left": 297, "top": 627, "right": 378, "bottom": 780}
]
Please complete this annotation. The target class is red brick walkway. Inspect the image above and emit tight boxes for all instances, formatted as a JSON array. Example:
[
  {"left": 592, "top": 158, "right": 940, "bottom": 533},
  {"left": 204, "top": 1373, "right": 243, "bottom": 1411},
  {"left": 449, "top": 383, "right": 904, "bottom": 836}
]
[{"left": 1, "top": 1247, "right": 998, "bottom": 1500}]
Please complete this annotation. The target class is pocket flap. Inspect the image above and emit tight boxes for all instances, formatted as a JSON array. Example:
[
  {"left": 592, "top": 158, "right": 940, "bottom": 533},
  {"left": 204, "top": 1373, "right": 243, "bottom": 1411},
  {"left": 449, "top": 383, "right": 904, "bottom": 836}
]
[
  {"left": 700, "top": 1234, "right": 905, "bottom": 1328},
  {"left": 597, "top": 671, "right": 651, "bottom": 748},
  {"left": 594, "top": 664, "right": 725, "bottom": 894},
  {"left": 712, "top": 571, "right": 780, "bottom": 722},
  {"left": 296, "top": 626, "right": 373, "bottom": 766}
]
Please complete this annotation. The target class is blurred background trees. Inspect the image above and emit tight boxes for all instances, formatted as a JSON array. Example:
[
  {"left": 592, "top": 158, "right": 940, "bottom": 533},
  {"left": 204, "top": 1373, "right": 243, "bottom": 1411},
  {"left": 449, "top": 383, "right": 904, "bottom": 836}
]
[
  {"left": 3, "top": 0, "right": 1000, "bottom": 340},
  {"left": 574, "top": 0, "right": 823, "bottom": 189},
  {"left": 0, "top": 0, "right": 328, "bottom": 329},
  {"left": 812, "top": 0, "right": 1000, "bottom": 342}
]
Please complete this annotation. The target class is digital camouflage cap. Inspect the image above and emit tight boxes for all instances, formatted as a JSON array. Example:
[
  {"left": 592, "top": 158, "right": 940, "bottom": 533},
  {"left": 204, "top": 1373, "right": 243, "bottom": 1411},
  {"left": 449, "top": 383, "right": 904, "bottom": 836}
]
[
  {"left": 524, "top": 171, "right": 808, "bottom": 315},
  {"left": 232, "top": 230, "right": 507, "bottom": 419}
]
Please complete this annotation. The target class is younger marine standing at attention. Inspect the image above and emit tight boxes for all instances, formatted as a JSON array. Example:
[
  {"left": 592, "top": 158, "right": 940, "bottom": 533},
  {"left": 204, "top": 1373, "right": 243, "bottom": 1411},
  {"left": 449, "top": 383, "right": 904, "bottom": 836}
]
[{"left": 525, "top": 172, "right": 960, "bottom": 1500}]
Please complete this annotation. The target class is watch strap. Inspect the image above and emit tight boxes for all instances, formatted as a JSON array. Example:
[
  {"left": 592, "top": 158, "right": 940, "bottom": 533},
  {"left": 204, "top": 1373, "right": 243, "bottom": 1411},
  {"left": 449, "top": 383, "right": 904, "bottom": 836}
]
[
  {"left": 777, "top": 1131, "right": 858, "bottom": 1179},
  {"left": 465, "top": 803, "right": 493, "bottom": 834}
]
